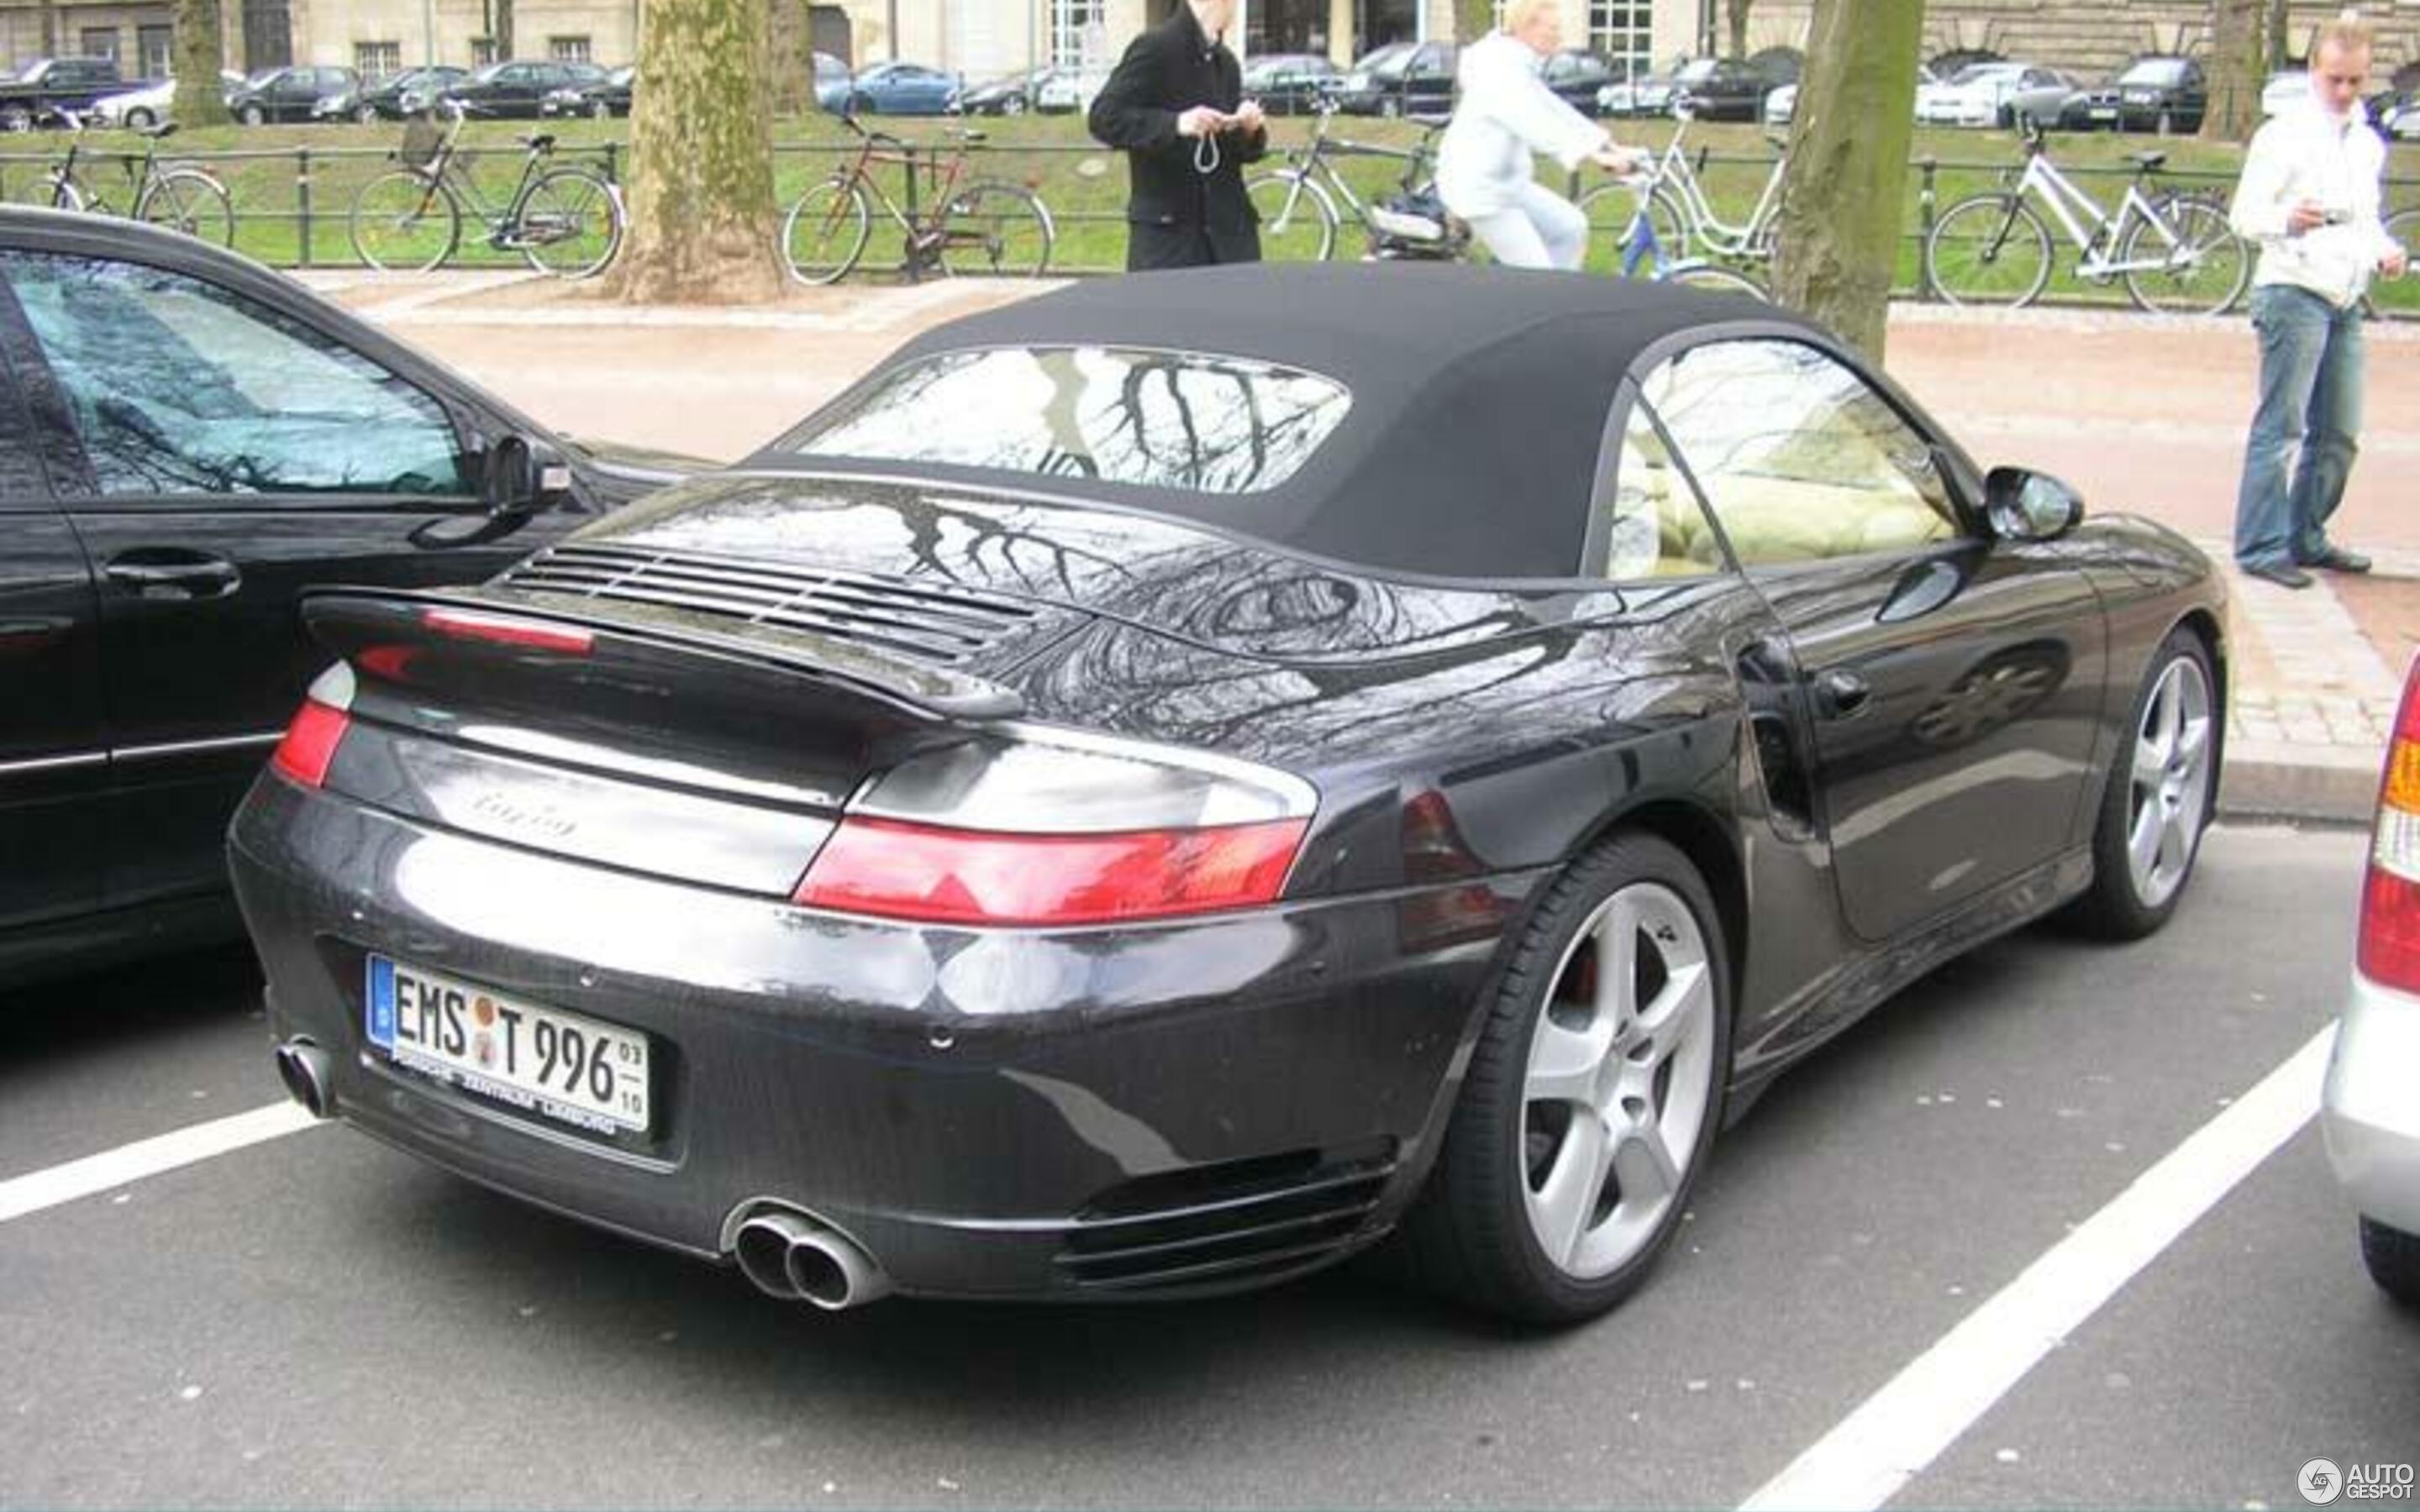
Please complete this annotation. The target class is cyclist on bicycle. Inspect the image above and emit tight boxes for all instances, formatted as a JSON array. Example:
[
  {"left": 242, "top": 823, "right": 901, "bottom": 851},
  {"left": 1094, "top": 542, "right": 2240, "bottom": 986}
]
[{"left": 1435, "top": 0, "right": 1648, "bottom": 270}]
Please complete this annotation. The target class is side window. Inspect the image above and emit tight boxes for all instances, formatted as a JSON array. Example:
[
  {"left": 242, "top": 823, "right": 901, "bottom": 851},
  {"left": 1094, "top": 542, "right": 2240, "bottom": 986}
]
[
  {"left": 1642, "top": 339, "right": 1958, "bottom": 568},
  {"left": 1598, "top": 401, "right": 1722, "bottom": 580},
  {"left": 3, "top": 251, "right": 471, "bottom": 500}
]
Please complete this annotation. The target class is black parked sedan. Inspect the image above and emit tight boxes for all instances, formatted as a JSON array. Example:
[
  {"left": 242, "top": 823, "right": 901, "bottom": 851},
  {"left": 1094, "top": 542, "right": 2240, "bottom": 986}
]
[
  {"left": 314, "top": 66, "right": 468, "bottom": 123},
  {"left": 1240, "top": 52, "right": 1341, "bottom": 115},
  {"left": 227, "top": 64, "right": 357, "bottom": 124},
  {"left": 444, "top": 59, "right": 608, "bottom": 120},
  {"left": 1335, "top": 40, "right": 1455, "bottom": 119},
  {"left": 1669, "top": 55, "right": 1774, "bottom": 120},
  {"left": 540, "top": 64, "right": 634, "bottom": 119},
  {"left": 0, "top": 209, "right": 695, "bottom": 987},
  {"left": 230, "top": 265, "right": 2224, "bottom": 1323}
]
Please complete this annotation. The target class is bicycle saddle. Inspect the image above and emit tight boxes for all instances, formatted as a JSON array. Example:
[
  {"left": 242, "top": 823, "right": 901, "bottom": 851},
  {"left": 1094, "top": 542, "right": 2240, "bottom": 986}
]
[
  {"left": 136, "top": 121, "right": 176, "bottom": 140},
  {"left": 518, "top": 133, "right": 558, "bottom": 153},
  {"left": 2128, "top": 150, "right": 2167, "bottom": 171}
]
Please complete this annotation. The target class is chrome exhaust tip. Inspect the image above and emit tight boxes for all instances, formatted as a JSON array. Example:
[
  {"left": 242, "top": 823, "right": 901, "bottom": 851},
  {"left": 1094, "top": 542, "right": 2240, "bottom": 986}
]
[
  {"left": 273, "top": 1037, "right": 333, "bottom": 1120},
  {"left": 728, "top": 1205, "right": 892, "bottom": 1310}
]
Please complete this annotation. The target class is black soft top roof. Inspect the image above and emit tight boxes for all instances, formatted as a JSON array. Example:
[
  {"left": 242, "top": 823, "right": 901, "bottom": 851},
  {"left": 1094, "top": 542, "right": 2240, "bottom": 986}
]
[{"left": 767, "top": 262, "right": 1818, "bottom": 580}]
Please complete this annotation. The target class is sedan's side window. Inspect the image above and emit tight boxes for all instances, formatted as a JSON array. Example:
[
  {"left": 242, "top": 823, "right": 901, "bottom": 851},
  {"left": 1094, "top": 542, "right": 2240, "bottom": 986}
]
[
  {"left": 3, "top": 251, "right": 471, "bottom": 499},
  {"left": 1642, "top": 339, "right": 1957, "bottom": 568},
  {"left": 1597, "top": 402, "right": 1720, "bottom": 580}
]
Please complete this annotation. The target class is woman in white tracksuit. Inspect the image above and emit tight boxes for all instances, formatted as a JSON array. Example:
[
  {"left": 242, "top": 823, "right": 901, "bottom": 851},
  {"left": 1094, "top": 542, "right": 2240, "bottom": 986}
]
[{"left": 1435, "top": 0, "right": 1647, "bottom": 270}]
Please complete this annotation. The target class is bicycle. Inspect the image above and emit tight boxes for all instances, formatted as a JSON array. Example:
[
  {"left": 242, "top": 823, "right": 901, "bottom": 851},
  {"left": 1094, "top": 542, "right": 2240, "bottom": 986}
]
[
  {"left": 9, "top": 111, "right": 234, "bottom": 246},
  {"left": 1245, "top": 92, "right": 1460, "bottom": 261},
  {"left": 1602, "top": 175, "right": 1767, "bottom": 296},
  {"left": 781, "top": 113, "right": 1054, "bottom": 284},
  {"left": 1923, "top": 120, "right": 2249, "bottom": 315},
  {"left": 349, "top": 101, "right": 624, "bottom": 278},
  {"left": 1573, "top": 109, "right": 1785, "bottom": 273}
]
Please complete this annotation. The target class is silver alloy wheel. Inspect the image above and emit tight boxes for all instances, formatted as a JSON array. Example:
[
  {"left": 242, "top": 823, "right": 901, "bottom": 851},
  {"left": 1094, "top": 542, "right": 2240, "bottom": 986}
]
[
  {"left": 1520, "top": 880, "right": 1717, "bottom": 1280},
  {"left": 2125, "top": 652, "right": 2212, "bottom": 909}
]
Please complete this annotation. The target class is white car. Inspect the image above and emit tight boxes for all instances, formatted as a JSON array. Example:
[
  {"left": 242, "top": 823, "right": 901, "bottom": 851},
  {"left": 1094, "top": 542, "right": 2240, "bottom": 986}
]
[
  {"left": 2323, "top": 652, "right": 2420, "bottom": 1306},
  {"left": 87, "top": 78, "right": 171, "bottom": 129},
  {"left": 1766, "top": 64, "right": 1935, "bottom": 126},
  {"left": 1035, "top": 66, "right": 1107, "bottom": 114},
  {"left": 1918, "top": 62, "right": 2068, "bottom": 128},
  {"left": 1597, "top": 73, "right": 1673, "bottom": 118}
]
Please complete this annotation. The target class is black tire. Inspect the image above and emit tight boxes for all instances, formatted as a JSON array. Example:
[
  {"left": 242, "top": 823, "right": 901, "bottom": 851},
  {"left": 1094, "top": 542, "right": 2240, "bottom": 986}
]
[
  {"left": 1380, "top": 95, "right": 1402, "bottom": 119},
  {"left": 848, "top": 92, "right": 873, "bottom": 116},
  {"left": 135, "top": 169, "right": 235, "bottom": 247},
  {"left": 2064, "top": 629, "right": 2218, "bottom": 939},
  {"left": 2360, "top": 1215, "right": 2420, "bottom": 1306},
  {"left": 1925, "top": 192, "right": 2054, "bottom": 307},
  {"left": 125, "top": 106, "right": 156, "bottom": 129},
  {"left": 937, "top": 180, "right": 1053, "bottom": 276},
  {"left": 589, "top": 97, "right": 612, "bottom": 120},
  {"left": 239, "top": 102, "right": 266, "bottom": 126},
  {"left": 1002, "top": 93, "right": 1027, "bottom": 116},
  {"left": 355, "top": 102, "right": 381, "bottom": 124},
  {"left": 0, "top": 105, "right": 31, "bottom": 133},
  {"left": 781, "top": 176, "right": 871, "bottom": 284},
  {"left": 1397, "top": 832, "right": 1731, "bottom": 1324}
]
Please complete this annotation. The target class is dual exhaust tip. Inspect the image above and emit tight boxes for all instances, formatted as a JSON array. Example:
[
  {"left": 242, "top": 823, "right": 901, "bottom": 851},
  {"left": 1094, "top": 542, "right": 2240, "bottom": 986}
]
[
  {"left": 732, "top": 1207, "right": 893, "bottom": 1311},
  {"left": 274, "top": 1038, "right": 890, "bottom": 1312}
]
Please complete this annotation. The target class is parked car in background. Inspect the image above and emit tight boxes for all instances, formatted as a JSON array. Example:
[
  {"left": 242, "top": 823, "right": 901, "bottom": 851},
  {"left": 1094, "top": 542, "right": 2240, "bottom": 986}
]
[
  {"left": 0, "top": 207, "right": 700, "bottom": 989},
  {"left": 2324, "top": 650, "right": 2420, "bottom": 1307},
  {"left": 2061, "top": 55, "right": 2205, "bottom": 133},
  {"left": 313, "top": 66, "right": 467, "bottom": 123},
  {"left": 442, "top": 59, "right": 607, "bottom": 119},
  {"left": 1240, "top": 52, "right": 1340, "bottom": 114},
  {"left": 1767, "top": 65, "right": 1941, "bottom": 127},
  {"left": 1928, "top": 46, "right": 2004, "bottom": 78},
  {"left": 1335, "top": 39, "right": 1456, "bottom": 119},
  {"left": 540, "top": 64, "right": 634, "bottom": 118},
  {"left": 1918, "top": 61, "right": 2070, "bottom": 128},
  {"left": 813, "top": 51, "right": 852, "bottom": 112},
  {"left": 1597, "top": 70, "right": 1674, "bottom": 118},
  {"left": 227, "top": 65, "right": 359, "bottom": 124},
  {"left": 0, "top": 57, "right": 138, "bottom": 132},
  {"left": 2377, "top": 92, "right": 2420, "bottom": 141},
  {"left": 950, "top": 64, "right": 1051, "bottom": 115},
  {"left": 1034, "top": 66, "right": 1108, "bottom": 113},
  {"left": 1668, "top": 56, "right": 1776, "bottom": 121},
  {"left": 1538, "top": 48, "right": 1613, "bottom": 112},
  {"left": 838, "top": 60, "right": 960, "bottom": 115},
  {"left": 88, "top": 71, "right": 245, "bottom": 129}
]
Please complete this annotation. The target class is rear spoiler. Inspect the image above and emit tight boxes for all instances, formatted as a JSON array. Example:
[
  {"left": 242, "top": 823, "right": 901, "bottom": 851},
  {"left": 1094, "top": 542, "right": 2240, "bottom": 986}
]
[{"left": 300, "top": 585, "right": 1025, "bottom": 722}]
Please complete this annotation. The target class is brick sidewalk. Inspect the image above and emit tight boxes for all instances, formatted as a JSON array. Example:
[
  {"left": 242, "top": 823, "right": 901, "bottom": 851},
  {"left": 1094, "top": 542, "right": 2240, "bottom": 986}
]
[{"left": 308, "top": 273, "right": 2413, "bottom": 822}]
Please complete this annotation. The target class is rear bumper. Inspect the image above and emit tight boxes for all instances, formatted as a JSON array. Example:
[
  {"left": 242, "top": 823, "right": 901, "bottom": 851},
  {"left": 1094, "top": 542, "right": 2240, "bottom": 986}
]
[
  {"left": 230, "top": 774, "right": 1537, "bottom": 1301},
  {"left": 2323, "top": 972, "right": 2420, "bottom": 1236}
]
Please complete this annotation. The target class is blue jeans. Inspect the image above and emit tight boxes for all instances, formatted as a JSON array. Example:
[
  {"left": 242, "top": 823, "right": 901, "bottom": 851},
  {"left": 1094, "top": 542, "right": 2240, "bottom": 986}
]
[{"left": 2233, "top": 283, "right": 2366, "bottom": 568}]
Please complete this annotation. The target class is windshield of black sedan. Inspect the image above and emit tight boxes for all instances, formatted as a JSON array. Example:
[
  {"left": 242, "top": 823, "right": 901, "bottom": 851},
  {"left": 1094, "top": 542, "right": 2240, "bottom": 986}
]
[{"left": 788, "top": 346, "right": 1352, "bottom": 495}]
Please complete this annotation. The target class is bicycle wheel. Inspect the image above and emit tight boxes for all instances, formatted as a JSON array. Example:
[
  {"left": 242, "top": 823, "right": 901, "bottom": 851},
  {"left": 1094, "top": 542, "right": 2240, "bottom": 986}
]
[
  {"left": 1575, "top": 181, "right": 1689, "bottom": 276},
  {"left": 8, "top": 169, "right": 84, "bottom": 211},
  {"left": 1926, "top": 193, "right": 2054, "bottom": 307},
  {"left": 1662, "top": 260, "right": 1767, "bottom": 299},
  {"left": 937, "top": 181, "right": 1053, "bottom": 277},
  {"left": 1245, "top": 171, "right": 1338, "bottom": 262},
  {"left": 2120, "top": 197, "right": 2249, "bottom": 316},
  {"left": 781, "top": 176, "right": 871, "bottom": 285},
  {"left": 350, "top": 170, "right": 460, "bottom": 272},
  {"left": 135, "top": 169, "right": 234, "bottom": 247},
  {"left": 2374, "top": 207, "right": 2420, "bottom": 319},
  {"left": 516, "top": 167, "right": 623, "bottom": 278}
]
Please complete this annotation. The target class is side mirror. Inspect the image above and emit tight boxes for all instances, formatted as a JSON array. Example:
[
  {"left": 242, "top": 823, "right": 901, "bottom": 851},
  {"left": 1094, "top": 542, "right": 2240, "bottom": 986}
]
[
  {"left": 481, "top": 434, "right": 571, "bottom": 515},
  {"left": 1984, "top": 465, "right": 2083, "bottom": 543}
]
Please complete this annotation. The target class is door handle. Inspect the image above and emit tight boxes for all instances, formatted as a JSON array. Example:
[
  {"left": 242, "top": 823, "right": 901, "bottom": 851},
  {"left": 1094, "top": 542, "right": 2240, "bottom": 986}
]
[
  {"left": 103, "top": 553, "right": 243, "bottom": 601},
  {"left": 1812, "top": 668, "right": 1871, "bottom": 720}
]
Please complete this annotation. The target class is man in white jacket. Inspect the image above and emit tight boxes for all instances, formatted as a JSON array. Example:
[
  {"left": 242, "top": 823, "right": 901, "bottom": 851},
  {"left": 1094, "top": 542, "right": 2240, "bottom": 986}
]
[
  {"left": 1435, "top": 0, "right": 1646, "bottom": 270},
  {"left": 2226, "top": 14, "right": 2407, "bottom": 590}
]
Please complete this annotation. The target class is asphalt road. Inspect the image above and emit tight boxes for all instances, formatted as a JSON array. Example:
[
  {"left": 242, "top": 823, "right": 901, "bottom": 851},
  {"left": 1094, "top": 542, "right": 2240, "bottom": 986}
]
[{"left": 2, "top": 824, "right": 2412, "bottom": 1509}]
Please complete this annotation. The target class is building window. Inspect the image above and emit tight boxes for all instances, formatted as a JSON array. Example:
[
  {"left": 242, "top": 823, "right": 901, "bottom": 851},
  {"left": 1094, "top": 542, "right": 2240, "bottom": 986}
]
[
  {"left": 549, "top": 35, "right": 592, "bottom": 63},
  {"left": 472, "top": 37, "right": 498, "bottom": 66},
  {"left": 137, "top": 24, "right": 171, "bottom": 76},
  {"left": 78, "top": 26, "right": 118, "bottom": 61},
  {"left": 1050, "top": 0, "right": 1104, "bottom": 69},
  {"left": 1588, "top": 0, "right": 1652, "bottom": 78},
  {"left": 355, "top": 40, "right": 402, "bottom": 77}
]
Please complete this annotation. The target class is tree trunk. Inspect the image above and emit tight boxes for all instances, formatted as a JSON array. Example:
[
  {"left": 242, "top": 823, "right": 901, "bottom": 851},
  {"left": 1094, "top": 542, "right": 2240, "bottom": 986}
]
[
  {"left": 2202, "top": 0, "right": 2263, "bottom": 143},
  {"left": 2265, "top": 0, "right": 2290, "bottom": 70},
  {"left": 495, "top": 0, "right": 516, "bottom": 60},
  {"left": 39, "top": 3, "right": 56, "bottom": 57},
  {"left": 605, "top": 0, "right": 786, "bottom": 303},
  {"left": 1453, "top": 0, "right": 1490, "bottom": 45},
  {"left": 173, "top": 0, "right": 231, "bottom": 127},
  {"left": 767, "top": 0, "right": 810, "bottom": 116},
  {"left": 1768, "top": 0, "right": 1922, "bottom": 361},
  {"left": 1727, "top": 0, "right": 1751, "bottom": 59}
]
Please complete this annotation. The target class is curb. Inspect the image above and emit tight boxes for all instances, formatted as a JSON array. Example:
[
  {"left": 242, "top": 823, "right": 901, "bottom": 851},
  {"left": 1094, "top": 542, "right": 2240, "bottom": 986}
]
[{"left": 2219, "top": 741, "right": 2383, "bottom": 826}]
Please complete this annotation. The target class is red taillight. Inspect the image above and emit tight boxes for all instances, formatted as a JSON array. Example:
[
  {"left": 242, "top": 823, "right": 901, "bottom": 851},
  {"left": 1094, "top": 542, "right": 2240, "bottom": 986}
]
[
  {"left": 2359, "top": 661, "right": 2420, "bottom": 991},
  {"left": 271, "top": 699, "right": 351, "bottom": 789},
  {"left": 792, "top": 816, "right": 1308, "bottom": 926},
  {"left": 422, "top": 607, "right": 593, "bottom": 654}
]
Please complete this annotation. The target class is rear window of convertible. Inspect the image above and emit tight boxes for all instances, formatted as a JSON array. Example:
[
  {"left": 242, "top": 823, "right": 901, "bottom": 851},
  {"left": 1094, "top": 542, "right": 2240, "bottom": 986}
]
[{"left": 785, "top": 345, "right": 1352, "bottom": 495}]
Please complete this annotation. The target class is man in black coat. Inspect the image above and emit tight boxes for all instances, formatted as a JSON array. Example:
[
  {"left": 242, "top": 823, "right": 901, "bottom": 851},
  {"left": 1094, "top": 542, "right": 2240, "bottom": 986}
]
[{"left": 1086, "top": 0, "right": 1268, "bottom": 270}]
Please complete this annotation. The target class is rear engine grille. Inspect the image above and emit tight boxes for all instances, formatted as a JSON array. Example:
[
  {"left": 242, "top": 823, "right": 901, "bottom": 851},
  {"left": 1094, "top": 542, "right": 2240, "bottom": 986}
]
[
  {"left": 1055, "top": 1144, "right": 1397, "bottom": 1293},
  {"left": 497, "top": 543, "right": 1046, "bottom": 666}
]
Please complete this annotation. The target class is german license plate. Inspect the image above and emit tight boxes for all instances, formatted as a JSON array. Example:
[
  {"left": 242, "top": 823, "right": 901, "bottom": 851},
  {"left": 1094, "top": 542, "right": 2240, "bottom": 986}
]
[
  {"left": 365, "top": 956, "right": 651, "bottom": 1135},
  {"left": 2090, "top": 107, "right": 2118, "bottom": 120}
]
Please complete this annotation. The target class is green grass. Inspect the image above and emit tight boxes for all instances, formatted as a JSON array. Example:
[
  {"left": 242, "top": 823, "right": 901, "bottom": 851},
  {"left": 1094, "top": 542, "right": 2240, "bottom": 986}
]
[{"left": 8, "top": 111, "right": 2417, "bottom": 310}]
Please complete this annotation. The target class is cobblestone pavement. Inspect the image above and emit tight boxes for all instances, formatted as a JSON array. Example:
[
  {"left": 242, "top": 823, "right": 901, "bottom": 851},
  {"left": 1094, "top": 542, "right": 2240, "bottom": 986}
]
[{"left": 304, "top": 275, "right": 2417, "bottom": 820}]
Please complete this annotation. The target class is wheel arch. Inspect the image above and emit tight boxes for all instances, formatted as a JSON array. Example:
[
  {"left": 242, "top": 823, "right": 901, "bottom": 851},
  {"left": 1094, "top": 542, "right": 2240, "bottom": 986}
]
[{"left": 1588, "top": 795, "right": 1749, "bottom": 1000}]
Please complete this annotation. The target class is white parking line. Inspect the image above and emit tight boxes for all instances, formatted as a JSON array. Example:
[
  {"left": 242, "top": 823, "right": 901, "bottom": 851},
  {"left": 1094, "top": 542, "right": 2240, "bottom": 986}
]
[
  {"left": 1741, "top": 1023, "right": 2336, "bottom": 1512},
  {"left": 0, "top": 1102, "right": 322, "bottom": 1225}
]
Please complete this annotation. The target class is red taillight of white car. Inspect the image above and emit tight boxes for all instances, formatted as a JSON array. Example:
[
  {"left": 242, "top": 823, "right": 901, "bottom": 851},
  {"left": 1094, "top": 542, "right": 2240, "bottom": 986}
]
[
  {"left": 271, "top": 663, "right": 357, "bottom": 790},
  {"left": 792, "top": 730, "right": 1317, "bottom": 927},
  {"left": 2359, "top": 659, "right": 2420, "bottom": 990}
]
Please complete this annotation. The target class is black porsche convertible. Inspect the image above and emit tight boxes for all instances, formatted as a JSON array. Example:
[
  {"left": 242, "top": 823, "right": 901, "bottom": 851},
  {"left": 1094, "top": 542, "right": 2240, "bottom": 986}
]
[{"left": 229, "top": 265, "right": 2225, "bottom": 1323}]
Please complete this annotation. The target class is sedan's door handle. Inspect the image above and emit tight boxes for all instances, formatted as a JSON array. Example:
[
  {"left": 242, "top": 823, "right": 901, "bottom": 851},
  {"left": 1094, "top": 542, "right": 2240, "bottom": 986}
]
[
  {"left": 1811, "top": 668, "right": 1871, "bottom": 720},
  {"left": 103, "top": 552, "right": 243, "bottom": 601}
]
